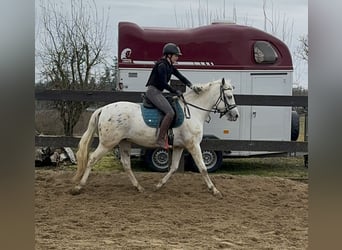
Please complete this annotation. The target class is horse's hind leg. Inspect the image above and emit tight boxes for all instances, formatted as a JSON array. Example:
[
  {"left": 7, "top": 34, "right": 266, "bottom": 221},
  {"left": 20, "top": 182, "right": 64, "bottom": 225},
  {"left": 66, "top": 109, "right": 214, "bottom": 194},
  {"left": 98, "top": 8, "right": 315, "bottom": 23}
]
[
  {"left": 155, "top": 147, "right": 184, "bottom": 190},
  {"left": 187, "top": 144, "right": 223, "bottom": 198},
  {"left": 74, "top": 144, "right": 110, "bottom": 192},
  {"left": 119, "top": 140, "right": 144, "bottom": 192}
]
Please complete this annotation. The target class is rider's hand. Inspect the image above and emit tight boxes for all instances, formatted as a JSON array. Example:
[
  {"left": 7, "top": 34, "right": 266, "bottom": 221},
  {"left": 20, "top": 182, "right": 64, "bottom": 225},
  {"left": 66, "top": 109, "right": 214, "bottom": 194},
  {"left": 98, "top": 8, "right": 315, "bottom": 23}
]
[
  {"left": 191, "top": 85, "right": 202, "bottom": 94},
  {"left": 175, "top": 90, "right": 183, "bottom": 97}
]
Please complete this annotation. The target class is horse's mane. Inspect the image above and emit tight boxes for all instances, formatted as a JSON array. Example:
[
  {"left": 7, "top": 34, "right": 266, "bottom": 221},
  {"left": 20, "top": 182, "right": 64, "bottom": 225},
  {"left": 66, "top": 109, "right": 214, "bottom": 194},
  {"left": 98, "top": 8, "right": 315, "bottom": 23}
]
[{"left": 184, "top": 79, "right": 224, "bottom": 98}]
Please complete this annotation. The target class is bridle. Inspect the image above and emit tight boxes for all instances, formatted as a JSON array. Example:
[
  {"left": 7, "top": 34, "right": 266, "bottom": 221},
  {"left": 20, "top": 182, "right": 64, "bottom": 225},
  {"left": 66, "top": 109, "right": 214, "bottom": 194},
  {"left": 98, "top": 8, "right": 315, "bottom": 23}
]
[{"left": 180, "top": 84, "right": 237, "bottom": 119}]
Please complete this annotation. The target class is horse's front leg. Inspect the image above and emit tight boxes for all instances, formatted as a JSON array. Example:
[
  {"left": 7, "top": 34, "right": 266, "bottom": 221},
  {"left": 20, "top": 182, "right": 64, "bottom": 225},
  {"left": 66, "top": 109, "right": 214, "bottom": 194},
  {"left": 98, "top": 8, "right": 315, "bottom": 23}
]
[
  {"left": 155, "top": 147, "right": 184, "bottom": 190},
  {"left": 188, "top": 144, "right": 223, "bottom": 198},
  {"left": 119, "top": 140, "right": 144, "bottom": 192}
]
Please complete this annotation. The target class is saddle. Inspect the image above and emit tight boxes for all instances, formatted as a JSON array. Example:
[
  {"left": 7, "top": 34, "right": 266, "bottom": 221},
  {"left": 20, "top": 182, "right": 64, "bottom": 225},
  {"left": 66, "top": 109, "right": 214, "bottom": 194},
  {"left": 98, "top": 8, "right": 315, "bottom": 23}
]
[{"left": 140, "top": 93, "right": 184, "bottom": 129}]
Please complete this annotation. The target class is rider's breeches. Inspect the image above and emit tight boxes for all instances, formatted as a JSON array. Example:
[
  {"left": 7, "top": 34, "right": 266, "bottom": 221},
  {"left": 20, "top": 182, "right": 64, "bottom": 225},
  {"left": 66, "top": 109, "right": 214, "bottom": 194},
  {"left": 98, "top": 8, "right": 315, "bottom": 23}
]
[
  {"left": 146, "top": 86, "right": 175, "bottom": 139},
  {"left": 146, "top": 86, "right": 175, "bottom": 120}
]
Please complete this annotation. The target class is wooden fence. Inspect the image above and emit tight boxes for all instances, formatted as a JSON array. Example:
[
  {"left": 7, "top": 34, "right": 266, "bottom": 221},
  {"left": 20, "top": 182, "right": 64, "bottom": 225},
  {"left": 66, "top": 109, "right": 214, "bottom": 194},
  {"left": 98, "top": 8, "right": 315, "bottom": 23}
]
[{"left": 35, "top": 90, "right": 308, "bottom": 153}]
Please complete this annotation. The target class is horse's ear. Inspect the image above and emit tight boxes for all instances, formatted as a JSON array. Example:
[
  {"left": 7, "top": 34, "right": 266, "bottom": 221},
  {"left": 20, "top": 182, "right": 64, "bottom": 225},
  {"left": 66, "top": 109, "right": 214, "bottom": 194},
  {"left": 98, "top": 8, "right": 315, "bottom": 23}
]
[{"left": 222, "top": 78, "right": 225, "bottom": 85}]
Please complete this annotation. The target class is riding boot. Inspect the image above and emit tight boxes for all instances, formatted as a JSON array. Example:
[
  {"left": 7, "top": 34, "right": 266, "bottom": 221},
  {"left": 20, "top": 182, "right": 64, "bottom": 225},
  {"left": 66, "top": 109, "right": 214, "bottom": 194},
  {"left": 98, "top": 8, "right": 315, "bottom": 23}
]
[{"left": 157, "top": 114, "right": 173, "bottom": 149}]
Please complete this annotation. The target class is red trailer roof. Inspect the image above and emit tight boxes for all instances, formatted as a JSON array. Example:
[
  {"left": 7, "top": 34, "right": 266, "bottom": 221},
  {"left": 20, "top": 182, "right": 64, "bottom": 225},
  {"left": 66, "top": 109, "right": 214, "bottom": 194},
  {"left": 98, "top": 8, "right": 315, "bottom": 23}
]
[{"left": 118, "top": 22, "right": 293, "bottom": 70}]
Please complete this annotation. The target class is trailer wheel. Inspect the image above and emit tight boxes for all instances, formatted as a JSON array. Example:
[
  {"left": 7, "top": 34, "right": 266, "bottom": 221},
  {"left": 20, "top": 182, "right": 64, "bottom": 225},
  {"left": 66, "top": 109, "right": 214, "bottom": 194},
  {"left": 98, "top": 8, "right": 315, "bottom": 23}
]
[
  {"left": 187, "top": 150, "right": 223, "bottom": 173},
  {"left": 144, "top": 148, "right": 169, "bottom": 172},
  {"left": 291, "top": 111, "right": 300, "bottom": 141}
]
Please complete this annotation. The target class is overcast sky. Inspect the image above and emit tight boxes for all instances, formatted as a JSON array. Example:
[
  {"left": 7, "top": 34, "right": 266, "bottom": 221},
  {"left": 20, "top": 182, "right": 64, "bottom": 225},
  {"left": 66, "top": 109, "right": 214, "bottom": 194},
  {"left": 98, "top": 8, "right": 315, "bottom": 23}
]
[{"left": 36, "top": 0, "right": 308, "bottom": 87}]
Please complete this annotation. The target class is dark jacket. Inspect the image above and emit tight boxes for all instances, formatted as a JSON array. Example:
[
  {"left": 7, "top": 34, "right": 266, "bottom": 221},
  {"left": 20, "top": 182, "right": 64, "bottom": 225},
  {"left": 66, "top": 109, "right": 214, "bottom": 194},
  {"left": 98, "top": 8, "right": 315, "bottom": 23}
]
[{"left": 146, "top": 58, "right": 192, "bottom": 93}]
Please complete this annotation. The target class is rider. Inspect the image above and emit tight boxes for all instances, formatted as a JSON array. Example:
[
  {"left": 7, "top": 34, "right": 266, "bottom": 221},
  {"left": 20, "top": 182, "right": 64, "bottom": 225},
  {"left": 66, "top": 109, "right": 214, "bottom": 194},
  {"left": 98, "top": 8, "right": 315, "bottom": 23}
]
[{"left": 145, "top": 42, "right": 201, "bottom": 149}]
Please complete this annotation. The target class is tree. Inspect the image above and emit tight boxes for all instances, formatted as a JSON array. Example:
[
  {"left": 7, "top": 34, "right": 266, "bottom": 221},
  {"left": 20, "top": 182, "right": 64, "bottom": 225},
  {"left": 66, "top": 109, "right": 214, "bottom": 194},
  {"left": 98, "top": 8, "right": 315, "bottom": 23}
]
[
  {"left": 296, "top": 34, "right": 308, "bottom": 62},
  {"left": 36, "top": 0, "right": 110, "bottom": 135},
  {"left": 292, "top": 85, "right": 308, "bottom": 96},
  {"left": 174, "top": 0, "right": 249, "bottom": 28},
  {"left": 174, "top": 0, "right": 293, "bottom": 45},
  {"left": 262, "top": 0, "right": 293, "bottom": 47}
]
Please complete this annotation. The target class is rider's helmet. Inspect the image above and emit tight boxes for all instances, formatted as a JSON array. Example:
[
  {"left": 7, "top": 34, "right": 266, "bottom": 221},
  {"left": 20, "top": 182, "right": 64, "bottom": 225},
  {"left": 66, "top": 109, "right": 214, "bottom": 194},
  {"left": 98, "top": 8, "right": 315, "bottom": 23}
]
[{"left": 162, "top": 43, "right": 182, "bottom": 56}]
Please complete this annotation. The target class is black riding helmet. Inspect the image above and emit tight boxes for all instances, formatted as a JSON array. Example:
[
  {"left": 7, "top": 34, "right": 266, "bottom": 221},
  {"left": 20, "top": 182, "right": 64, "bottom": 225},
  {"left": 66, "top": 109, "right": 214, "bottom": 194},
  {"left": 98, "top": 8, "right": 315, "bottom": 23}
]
[{"left": 162, "top": 43, "right": 182, "bottom": 56}]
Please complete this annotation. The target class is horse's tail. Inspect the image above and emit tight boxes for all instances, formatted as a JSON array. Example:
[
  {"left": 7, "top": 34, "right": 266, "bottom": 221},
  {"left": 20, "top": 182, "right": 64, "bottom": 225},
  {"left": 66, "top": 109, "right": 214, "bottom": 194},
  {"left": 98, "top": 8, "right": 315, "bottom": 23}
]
[{"left": 72, "top": 108, "right": 102, "bottom": 183}]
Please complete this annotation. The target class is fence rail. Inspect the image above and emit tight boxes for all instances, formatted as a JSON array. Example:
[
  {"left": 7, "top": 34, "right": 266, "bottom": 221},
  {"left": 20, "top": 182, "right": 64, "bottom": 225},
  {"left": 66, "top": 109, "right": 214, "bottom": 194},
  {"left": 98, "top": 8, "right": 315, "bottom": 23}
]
[
  {"left": 35, "top": 90, "right": 308, "bottom": 153},
  {"left": 35, "top": 135, "right": 307, "bottom": 153},
  {"left": 35, "top": 90, "right": 308, "bottom": 107}
]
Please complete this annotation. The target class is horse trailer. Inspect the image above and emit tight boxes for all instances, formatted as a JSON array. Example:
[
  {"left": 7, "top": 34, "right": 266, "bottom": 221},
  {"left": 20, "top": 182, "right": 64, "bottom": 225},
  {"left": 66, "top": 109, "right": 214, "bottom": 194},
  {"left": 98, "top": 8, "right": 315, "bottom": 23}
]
[{"left": 117, "top": 21, "right": 298, "bottom": 172}]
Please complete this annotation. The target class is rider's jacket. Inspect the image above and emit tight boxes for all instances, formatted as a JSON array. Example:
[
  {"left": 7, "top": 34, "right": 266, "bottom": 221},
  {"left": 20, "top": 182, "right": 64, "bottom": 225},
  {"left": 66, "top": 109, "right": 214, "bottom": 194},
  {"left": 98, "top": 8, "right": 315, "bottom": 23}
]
[{"left": 146, "top": 58, "right": 192, "bottom": 93}]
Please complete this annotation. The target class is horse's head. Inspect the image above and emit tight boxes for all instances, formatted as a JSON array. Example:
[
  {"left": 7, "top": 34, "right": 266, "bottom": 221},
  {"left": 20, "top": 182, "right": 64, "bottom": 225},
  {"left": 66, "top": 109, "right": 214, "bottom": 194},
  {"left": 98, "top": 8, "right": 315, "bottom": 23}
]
[
  {"left": 184, "top": 78, "right": 239, "bottom": 121},
  {"left": 218, "top": 78, "right": 239, "bottom": 121}
]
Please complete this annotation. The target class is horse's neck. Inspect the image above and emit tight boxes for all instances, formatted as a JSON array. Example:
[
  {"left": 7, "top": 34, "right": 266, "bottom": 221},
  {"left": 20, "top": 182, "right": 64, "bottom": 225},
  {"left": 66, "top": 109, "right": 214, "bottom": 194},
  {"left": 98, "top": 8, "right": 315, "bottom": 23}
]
[{"left": 185, "top": 83, "right": 221, "bottom": 121}]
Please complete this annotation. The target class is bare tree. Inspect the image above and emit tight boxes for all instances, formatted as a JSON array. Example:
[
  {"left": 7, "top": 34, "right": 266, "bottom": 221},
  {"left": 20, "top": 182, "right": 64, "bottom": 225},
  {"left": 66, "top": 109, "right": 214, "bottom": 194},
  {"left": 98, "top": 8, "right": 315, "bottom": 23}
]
[
  {"left": 36, "top": 0, "right": 110, "bottom": 135},
  {"left": 174, "top": 0, "right": 249, "bottom": 28},
  {"left": 262, "top": 0, "right": 293, "bottom": 47},
  {"left": 296, "top": 34, "right": 308, "bottom": 62}
]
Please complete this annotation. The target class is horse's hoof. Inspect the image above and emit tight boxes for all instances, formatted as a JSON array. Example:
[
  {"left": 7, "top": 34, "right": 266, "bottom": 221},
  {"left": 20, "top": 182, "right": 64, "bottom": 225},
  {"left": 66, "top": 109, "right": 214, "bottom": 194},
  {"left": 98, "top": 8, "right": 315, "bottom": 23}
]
[
  {"left": 70, "top": 187, "right": 82, "bottom": 195},
  {"left": 154, "top": 184, "right": 162, "bottom": 192},
  {"left": 213, "top": 189, "right": 223, "bottom": 199},
  {"left": 137, "top": 186, "right": 145, "bottom": 193}
]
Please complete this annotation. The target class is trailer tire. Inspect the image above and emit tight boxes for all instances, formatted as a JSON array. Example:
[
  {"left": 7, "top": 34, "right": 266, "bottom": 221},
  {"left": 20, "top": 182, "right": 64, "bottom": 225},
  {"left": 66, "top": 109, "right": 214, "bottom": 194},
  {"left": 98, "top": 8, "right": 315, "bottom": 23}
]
[
  {"left": 144, "top": 148, "right": 169, "bottom": 172},
  {"left": 187, "top": 150, "right": 223, "bottom": 173},
  {"left": 291, "top": 111, "right": 300, "bottom": 141}
]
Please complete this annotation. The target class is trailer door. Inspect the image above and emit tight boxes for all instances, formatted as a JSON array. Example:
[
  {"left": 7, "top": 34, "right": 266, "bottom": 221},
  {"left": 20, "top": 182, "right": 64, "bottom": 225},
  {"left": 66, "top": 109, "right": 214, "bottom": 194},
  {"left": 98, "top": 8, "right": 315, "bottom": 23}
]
[{"left": 250, "top": 74, "right": 291, "bottom": 141}]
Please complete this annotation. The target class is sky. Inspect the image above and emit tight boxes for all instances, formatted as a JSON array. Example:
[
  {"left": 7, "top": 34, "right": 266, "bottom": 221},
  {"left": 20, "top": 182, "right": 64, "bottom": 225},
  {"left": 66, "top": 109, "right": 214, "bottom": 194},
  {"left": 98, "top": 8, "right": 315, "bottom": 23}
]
[{"left": 36, "top": 0, "right": 308, "bottom": 87}]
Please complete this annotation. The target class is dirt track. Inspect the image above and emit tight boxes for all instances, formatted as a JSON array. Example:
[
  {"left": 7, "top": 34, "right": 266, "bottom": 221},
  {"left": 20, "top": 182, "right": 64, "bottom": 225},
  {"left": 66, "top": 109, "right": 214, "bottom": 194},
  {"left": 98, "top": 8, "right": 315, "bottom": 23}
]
[{"left": 35, "top": 169, "right": 308, "bottom": 249}]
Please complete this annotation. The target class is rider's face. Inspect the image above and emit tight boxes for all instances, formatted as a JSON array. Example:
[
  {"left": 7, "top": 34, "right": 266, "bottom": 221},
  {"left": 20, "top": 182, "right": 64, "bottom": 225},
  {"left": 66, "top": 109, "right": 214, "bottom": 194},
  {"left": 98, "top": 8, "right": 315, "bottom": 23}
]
[{"left": 170, "top": 54, "right": 179, "bottom": 64}]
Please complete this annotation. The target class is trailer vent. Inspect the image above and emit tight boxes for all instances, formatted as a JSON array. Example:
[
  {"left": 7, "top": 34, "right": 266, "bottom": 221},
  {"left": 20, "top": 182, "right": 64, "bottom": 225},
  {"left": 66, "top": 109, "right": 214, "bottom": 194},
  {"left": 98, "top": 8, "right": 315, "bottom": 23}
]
[
  {"left": 211, "top": 20, "right": 236, "bottom": 25},
  {"left": 128, "top": 72, "right": 138, "bottom": 78}
]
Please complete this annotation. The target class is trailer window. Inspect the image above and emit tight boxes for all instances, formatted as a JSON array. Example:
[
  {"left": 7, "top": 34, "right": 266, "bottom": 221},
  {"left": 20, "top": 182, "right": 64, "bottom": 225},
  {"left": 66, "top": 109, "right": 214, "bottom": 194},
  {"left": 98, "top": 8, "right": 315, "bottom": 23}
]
[{"left": 254, "top": 41, "right": 278, "bottom": 64}]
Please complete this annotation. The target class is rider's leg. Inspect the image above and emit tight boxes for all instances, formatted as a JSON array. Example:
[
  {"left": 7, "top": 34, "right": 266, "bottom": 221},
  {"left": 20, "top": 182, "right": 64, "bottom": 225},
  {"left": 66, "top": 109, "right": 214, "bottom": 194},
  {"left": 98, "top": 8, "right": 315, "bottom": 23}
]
[
  {"left": 157, "top": 113, "right": 174, "bottom": 149},
  {"left": 146, "top": 86, "right": 175, "bottom": 149}
]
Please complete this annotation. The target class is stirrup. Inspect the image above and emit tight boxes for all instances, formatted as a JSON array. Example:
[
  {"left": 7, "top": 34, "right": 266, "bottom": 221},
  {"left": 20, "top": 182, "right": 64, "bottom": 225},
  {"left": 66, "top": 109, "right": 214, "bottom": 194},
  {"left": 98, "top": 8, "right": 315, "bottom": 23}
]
[
  {"left": 163, "top": 139, "right": 172, "bottom": 150},
  {"left": 157, "top": 138, "right": 172, "bottom": 150}
]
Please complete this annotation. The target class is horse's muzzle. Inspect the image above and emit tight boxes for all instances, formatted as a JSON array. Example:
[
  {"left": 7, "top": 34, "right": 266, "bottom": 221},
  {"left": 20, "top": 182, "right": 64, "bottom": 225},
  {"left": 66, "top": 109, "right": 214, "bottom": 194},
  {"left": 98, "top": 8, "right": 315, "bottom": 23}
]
[{"left": 228, "top": 109, "right": 239, "bottom": 121}]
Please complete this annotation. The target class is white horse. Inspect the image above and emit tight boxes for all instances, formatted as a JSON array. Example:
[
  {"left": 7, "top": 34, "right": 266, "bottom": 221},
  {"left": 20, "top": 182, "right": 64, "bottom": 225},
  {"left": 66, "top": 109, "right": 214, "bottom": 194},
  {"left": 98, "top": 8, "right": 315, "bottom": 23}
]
[{"left": 72, "top": 78, "right": 239, "bottom": 197}]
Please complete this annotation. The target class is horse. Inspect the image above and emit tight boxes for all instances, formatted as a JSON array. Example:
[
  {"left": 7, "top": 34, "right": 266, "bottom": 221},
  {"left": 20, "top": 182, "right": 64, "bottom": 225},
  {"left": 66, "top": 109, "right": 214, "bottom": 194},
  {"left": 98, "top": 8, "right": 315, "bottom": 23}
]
[{"left": 71, "top": 78, "right": 239, "bottom": 198}]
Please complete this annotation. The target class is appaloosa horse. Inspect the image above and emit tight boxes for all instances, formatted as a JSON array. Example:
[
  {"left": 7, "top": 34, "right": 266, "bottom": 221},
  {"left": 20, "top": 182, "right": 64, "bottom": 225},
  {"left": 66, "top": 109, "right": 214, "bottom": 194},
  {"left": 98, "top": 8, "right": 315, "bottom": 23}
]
[{"left": 72, "top": 78, "right": 239, "bottom": 198}]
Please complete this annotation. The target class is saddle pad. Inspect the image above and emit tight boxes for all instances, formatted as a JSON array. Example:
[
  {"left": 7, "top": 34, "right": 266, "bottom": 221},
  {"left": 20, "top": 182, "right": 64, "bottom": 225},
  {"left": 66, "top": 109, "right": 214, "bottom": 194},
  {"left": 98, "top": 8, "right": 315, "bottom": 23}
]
[{"left": 140, "top": 101, "right": 184, "bottom": 128}]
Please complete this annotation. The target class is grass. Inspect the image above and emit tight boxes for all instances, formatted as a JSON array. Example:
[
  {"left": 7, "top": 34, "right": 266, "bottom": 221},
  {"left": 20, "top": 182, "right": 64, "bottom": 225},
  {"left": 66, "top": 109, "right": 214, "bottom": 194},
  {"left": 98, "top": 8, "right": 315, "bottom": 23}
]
[
  {"left": 92, "top": 152, "right": 122, "bottom": 171},
  {"left": 59, "top": 152, "right": 307, "bottom": 181},
  {"left": 59, "top": 151, "right": 146, "bottom": 172},
  {"left": 217, "top": 156, "right": 308, "bottom": 179}
]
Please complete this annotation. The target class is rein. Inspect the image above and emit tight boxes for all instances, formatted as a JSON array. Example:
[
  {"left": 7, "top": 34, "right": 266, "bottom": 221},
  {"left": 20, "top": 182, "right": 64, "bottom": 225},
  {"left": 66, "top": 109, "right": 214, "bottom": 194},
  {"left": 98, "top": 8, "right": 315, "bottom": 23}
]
[{"left": 180, "top": 85, "right": 237, "bottom": 120}]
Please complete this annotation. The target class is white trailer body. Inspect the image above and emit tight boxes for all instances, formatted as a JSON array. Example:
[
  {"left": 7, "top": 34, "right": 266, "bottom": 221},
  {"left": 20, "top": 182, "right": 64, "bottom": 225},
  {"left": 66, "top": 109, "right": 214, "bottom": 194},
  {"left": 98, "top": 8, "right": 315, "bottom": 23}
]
[{"left": 117, "top": 22, "right": 294, "bottom": 169}]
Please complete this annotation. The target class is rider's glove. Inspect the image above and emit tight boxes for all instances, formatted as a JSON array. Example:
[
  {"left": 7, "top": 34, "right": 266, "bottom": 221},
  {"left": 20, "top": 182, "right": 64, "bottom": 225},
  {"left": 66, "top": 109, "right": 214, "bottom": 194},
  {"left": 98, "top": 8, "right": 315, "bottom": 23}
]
[
  {"left": 191, "top": 85, "right": 202, "bottom": 94},
  {"left": 175, "top": 90, "right": 183, "bottom": 97}
]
